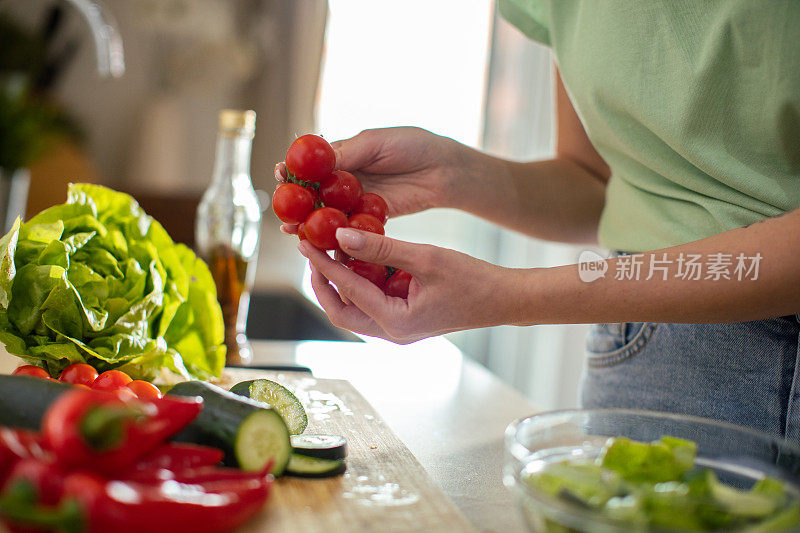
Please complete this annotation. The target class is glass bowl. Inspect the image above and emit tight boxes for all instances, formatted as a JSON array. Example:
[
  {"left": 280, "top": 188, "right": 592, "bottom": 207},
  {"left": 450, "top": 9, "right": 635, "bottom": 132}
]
[{"left": 504, "top": 409, "right": 800, "bottom": 532}]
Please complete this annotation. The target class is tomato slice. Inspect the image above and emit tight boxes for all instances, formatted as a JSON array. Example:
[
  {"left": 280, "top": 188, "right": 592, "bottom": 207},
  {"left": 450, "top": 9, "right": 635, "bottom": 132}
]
[{"left": 304, "top": 207, "right": 348, "bottom": 250}]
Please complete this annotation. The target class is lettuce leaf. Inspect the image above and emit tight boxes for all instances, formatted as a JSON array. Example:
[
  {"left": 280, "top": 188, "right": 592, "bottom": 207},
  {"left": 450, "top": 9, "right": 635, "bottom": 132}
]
[{"left": 0, "top": 184, "right": 225, "bottom": 379}]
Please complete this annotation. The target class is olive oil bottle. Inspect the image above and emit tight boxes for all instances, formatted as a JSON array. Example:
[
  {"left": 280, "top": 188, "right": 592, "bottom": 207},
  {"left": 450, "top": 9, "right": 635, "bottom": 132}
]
[{"left": 195, "top": 110, "right": 261, "bottom": 365}]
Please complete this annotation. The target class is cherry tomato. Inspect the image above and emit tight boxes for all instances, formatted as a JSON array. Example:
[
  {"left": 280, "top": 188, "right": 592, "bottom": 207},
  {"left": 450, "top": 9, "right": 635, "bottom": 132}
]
[
  {"left": 285, "top": 134, "right": 336, "bottom": 182},
  {"left": 297, "top": 222, "right": 307, "bottom": 241},
  {"left": 319, "top": 170, "right": 363, "bottom": 213},
  {"left": 346, "top": 259, "right": 388, "bottom": 289},
  {"left": 348, "top": 213, "right": 385, "bottom": 235},
  {"left": 59, "top": 363, "right": 99, "bottom": 387},
  {"left": 304, "top": 207, "right": 348, "bottom": 250},
  {"left": 92, "top": 370, "right": 132, "bottom": 392},
  {"left": 127, "top": 380, "right": 163, "bottom": 401},
  {"left": 305, "top": 185, "right": 320, "bottom": 204},
  {"left": 272, "top": 183, "right": 316, "bottom": 224},
  {"left": 355, "top": 193, "right": 389, "bottom": 224},
  {"left": 12, "top": 365, "right": 50, "bottom": 379},
  {"left": 384, "top": 269, "right": 412, "bottom": 298}
]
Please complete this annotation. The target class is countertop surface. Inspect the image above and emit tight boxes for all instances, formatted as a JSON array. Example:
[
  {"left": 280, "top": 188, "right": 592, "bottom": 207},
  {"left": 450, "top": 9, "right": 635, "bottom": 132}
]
[
  {"left": 0, "top": 337, "right": 537, "bottom": 532},
  {"left": 244, "top": 337, "right": 537, "bottom": 532}
]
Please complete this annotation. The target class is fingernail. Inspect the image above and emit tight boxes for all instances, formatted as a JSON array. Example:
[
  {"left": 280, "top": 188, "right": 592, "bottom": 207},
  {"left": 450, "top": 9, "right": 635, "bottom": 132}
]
[
  {"left": 297, "top": 242, "right": 309, "bottom": 257},
  {"left": 336, "top": 228, "right": 365, "bottom": 251}
]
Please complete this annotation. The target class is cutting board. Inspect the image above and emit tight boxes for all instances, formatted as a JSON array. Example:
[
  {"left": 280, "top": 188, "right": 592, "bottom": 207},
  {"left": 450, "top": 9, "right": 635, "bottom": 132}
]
[{"left": 216, "top": 368, "right": 477, "bottom": 533}]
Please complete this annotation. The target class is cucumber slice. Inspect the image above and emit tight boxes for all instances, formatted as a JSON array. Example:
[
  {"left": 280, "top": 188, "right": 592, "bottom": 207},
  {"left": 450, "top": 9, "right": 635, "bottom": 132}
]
[
  {"left": 169, "top": 381, "right": 291, "bottom": 476},
  {"left": 230, "top": 379, "right": 308, "bottom": 435},
  {"left": 291, "top": 434, "right": 347, "bottom": 461},
  {"left": 285, "top": 454, "right": 346, "bottom": 478},
  {"left": 710, "top": 479, "right": 779, "bottom": 518}
]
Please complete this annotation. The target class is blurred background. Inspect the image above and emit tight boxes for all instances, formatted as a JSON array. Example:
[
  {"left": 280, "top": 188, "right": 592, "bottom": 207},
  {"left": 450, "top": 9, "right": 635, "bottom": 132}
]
[{"left": 0, "top": 0, "right": 589, "bottom": 410}]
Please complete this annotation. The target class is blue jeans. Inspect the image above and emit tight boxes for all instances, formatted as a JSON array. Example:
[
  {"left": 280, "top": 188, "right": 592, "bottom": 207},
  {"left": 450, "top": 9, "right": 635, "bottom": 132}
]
[{"left": 580, "top": 316, "right": 800, "bottom": 443}]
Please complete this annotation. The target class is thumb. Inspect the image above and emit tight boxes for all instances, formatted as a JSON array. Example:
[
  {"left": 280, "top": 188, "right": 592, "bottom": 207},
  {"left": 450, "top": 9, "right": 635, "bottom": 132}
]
[
  {"left": 336, "top": 228, "right": 427, "bottom": 275},
  {"left": 331, "top": 130, "right": 383, "bottom": 172}
]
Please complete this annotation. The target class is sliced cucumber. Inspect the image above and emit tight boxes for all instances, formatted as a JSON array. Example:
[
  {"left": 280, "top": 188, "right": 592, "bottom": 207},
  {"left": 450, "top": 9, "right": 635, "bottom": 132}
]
[
  {"left": 285, "top": 453, "right": 346, "bottom": 478},
  {"left": 230, "top": 379, "right": 308, "bottom": 435},
  {"left": 291, "top": 434, "right": 347, "bottom": 461},
  {"left": 169, "top": 381, "right": 291, "bottom": 476}
]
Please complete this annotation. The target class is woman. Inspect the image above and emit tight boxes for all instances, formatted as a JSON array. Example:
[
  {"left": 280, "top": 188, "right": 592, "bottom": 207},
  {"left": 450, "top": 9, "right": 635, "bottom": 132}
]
[{"left": 276, "top": 1, "right": 800, "bottom": 441}]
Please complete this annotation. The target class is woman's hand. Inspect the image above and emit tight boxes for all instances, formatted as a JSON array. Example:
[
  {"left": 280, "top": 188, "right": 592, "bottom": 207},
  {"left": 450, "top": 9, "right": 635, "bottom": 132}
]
[
  {"left": 298, "top": 227, "right": 520, "bottom": 344},
  {"left": 275, "top": 127, "right": 462, "bottom": 234}
]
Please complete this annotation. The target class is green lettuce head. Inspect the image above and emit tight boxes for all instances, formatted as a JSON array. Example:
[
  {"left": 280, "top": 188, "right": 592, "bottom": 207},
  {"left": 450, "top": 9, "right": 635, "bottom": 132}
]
[{"left": 0, "top": 184, "right": 225, "bottom": 379}]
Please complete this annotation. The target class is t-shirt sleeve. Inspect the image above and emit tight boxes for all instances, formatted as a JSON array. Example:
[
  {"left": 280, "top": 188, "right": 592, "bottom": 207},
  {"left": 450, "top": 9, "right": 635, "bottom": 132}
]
[{"left": 498, "top": 0, "right": 551, "bottom": 47}]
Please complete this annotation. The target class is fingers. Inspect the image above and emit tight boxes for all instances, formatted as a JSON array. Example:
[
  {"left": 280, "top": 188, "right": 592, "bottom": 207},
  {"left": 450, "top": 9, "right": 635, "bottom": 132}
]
[
  {"left": 330, "top": 130, "right": 384, "bottom": 172},
  {"left": 274, "top": 162, "right": 287, "bottom": 182},
  {"left": 299, "top": 241, "right": 390, "bottom": 319},
  {"left": 334, "top": 228, "right": 430, "bottom": 276},
  {"left": 280, "top": 223, "right": 299, "bottom": 235},
  {"left": 309, "top": 263, "right": 387, "bottom": 338}
]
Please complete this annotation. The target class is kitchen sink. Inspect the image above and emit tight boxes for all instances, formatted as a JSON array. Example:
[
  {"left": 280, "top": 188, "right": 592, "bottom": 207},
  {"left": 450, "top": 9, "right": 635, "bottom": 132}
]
[{"left": 245, "top": 289, "right": 361, "bottom": 342}]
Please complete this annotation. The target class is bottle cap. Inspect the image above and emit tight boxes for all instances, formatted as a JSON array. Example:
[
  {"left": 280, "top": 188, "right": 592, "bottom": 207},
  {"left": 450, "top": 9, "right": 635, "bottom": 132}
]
[{"left": 219, "top": 109, "right": 256, "bottom": 136}]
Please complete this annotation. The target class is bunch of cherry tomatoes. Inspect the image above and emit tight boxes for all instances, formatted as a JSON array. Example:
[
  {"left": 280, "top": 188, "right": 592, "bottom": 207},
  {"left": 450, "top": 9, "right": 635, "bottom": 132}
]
[
  {"left": 12, "top": 364, "right": 162, "bottom": 401},
  {"left": 273, "top": 134, "right": 412, "bottom": 298}
]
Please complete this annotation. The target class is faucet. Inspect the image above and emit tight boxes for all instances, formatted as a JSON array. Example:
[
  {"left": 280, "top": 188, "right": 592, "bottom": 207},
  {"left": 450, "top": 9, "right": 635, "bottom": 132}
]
[{"left": 62, "top": 0, "right": 125, "bottom": 78}]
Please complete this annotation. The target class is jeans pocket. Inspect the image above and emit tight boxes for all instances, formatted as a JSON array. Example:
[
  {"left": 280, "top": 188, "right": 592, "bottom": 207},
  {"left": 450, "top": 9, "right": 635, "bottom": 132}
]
[{"left": 586, "top": 322, "right": 657, "bottom": 368}]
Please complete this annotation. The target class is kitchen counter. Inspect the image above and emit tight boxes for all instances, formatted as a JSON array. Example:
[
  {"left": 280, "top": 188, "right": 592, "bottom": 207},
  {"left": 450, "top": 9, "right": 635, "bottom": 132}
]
[
  {"left": 245, "top": 337, "right": 537, "bottom": 532},
  {"left": 0, "top": 337, "right": 536, "bottom": 532}
]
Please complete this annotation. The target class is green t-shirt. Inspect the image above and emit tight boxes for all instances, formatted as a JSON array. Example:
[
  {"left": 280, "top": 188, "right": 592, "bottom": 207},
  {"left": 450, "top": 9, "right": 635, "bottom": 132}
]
[{"left": 499, "top": 0, "right": 800, "bottom": 251}]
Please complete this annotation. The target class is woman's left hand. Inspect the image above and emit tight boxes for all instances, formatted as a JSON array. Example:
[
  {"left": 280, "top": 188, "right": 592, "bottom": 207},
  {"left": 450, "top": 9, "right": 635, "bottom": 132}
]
[{"left": 298, "top": 228, "right": 520, "bottom": 344}]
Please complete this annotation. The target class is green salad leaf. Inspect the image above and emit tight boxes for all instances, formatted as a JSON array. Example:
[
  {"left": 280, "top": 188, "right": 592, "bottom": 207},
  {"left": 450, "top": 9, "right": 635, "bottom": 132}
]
[
  {"left": 524, "top": 436, "right": 800, "bottom": 531},
  {"left": 0, "top": 184, "right": 225, "bottom": 379}
]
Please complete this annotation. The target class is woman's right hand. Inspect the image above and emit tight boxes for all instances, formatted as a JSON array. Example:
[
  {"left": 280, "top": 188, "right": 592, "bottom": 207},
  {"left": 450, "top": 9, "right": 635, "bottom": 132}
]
[{"left": 274, "top": 127, "right": 462, "bottom": 234}]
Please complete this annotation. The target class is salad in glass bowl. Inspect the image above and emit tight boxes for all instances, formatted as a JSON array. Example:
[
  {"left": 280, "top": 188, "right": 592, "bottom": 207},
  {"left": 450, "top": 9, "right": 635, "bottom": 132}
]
[{"left": 504, "top": 409, "right": 800, "bottom": 532}]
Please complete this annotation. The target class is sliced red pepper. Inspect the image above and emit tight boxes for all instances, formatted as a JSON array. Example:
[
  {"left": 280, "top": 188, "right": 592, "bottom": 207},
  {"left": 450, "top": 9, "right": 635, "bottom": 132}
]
[
  {"left": 129, "top": 460, "right": 274, "bottom": 484},
  {"left": 0, "top": 429, "right": 49, "bottom": 486},
  {"left": 61, "top": 471, "right": 271, "bottom": 533},
  {"left": 2, "top": 458, "right": 65, "bottom": 506},
  {"left": 121, "top": 443, "right": 224, "bottom": 480},
  {"left": 43, "top": 389, "right": 202, "bottom": 474}
]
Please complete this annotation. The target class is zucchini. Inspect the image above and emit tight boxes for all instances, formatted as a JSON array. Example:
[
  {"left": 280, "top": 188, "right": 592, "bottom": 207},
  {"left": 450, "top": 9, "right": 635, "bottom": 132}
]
[
  {"left": 291, "top": 434, "right": 347, "bottom": 461},
  {"left": 0, "top": 375, "right": 73, "bottom": 429},
  {"left": 285, "top": 453, "right": 346, "bottom": 478},
  {"left": 230, "top": 379, "right": 308, "bottom": 435},
  {"left": 169, "top": 381, "right": 291, "bottom": 476}
]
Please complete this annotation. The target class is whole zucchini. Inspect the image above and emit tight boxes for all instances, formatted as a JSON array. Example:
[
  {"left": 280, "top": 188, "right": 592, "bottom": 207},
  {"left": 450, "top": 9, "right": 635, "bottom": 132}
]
[
  {"left": 0, "top": 375, "right": 72, "bottom": 429},
  {"left": 169, "top": 381, "right": 291, "bottom": 475}
]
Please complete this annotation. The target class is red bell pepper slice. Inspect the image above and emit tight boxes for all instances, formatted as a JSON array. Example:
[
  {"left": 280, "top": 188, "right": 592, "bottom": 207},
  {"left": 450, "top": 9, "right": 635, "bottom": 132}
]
[
  {"left": 121, "top": 443, "right": 224, "bottom": 481},
  {"left": 0, "top": 429, "right": 49, "bottom": 487},
  {"left": 43, "top": 389, "right": 202, "bottom": 474},
  {"left": 2, "top": 458, "right": 66, "bottom": 506},
  {"left": 61, "top": 471, "right": 271, "bottom": 533}
]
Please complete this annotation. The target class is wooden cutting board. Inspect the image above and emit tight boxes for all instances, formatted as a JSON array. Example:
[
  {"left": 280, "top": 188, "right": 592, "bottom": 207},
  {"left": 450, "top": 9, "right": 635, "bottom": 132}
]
[{"left": 216, "top": 368, "right": 477, "bottom": 533}]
